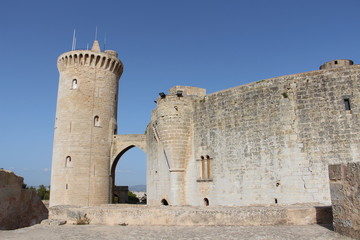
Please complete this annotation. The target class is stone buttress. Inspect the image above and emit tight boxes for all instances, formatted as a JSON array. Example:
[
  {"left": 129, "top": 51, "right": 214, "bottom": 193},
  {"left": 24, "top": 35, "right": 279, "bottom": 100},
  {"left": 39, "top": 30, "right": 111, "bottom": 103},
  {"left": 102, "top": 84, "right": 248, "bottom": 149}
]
[{"left": 150, "top": 86, "right": 206, "bottom": 205}]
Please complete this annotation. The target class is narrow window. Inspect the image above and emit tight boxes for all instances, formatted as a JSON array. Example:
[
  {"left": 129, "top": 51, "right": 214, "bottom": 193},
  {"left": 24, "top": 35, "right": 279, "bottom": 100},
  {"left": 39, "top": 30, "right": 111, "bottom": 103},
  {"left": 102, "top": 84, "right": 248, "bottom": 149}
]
[
  {"left": 201, "top": 156, "right": 205, "bottom": 179},
  {"left": 206, "top": 155, "right": 211, "bottom": 179},
  {"left": 199, "top": 155, "right": 212, "bottom": 180},
  {"left": 94, "top": 116, "right": 100, "bottom": 127},
  {"left": 72, "top": 79, "right": 78, "bottom": 89},
  {"left": 204, "top": 198, "right": 209, "bottom": 206},
  {"left": 334, "top": 60, "right": 338, "bottom": 64},
  {"left": 344, "top": 98, "right": 351, "bottom": 111},
  {"left": 66, "top": 184, "right": 68, "bottom": 190},
  {"left": 161, "top": 199, "right": 169, "bottom": 206},
  {"left": 65, "top": 156, "right": 72, "bottom": 167},
  {"left": 275, "top": 198, "right": 278, "bottom": 204}
]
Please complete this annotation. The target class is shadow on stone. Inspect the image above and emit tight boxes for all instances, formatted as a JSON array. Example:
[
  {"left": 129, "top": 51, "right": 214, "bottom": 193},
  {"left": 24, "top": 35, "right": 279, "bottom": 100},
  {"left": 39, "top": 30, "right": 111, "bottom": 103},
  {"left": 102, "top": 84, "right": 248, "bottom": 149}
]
[{"left": 315, "top": 206, "right": 333, "bottom": 231}]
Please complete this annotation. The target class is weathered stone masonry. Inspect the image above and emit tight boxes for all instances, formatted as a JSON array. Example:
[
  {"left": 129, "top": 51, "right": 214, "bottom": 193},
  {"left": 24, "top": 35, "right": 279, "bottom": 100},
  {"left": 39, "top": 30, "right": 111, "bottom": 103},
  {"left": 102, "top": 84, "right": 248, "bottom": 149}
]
[
  {"left": 50, "top": 42, "right": 360, "bottom": 209},
  {"left": 147, "top": 60, "right": 360, "bottom": 206},
  {"left": 50, "top": 41, "right": 124, "bottom": 206},
  {"left": 329, "top": 162, "right": 360, "bottom": 239},
  {"left": 50, "top": 41, "right": 147, "bottom": 207}
]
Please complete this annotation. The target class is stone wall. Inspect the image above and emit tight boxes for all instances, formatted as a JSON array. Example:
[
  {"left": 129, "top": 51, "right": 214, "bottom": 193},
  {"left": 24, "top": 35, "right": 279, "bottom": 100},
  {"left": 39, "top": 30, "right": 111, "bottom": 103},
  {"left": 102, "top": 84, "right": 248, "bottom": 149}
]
[
  {"left": 329, "top": 162, "right": 360, "bottom": 239},
  {"left": 49, "top": 204, "right": 332, "bottom": 226},
  {"left": 190, "top": 65, "right": 360, "bottom": 206},
  {"left": 147, "top": 62, "right": 360, "bottom": 206},
  {"left": 0, "top": 170, "right": 48, "bottom": 230}
]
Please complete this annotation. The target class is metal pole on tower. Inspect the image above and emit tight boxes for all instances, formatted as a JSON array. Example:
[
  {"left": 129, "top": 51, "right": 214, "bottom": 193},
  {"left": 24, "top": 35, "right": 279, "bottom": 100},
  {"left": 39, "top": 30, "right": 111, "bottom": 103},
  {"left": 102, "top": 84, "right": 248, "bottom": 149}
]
[
  {"left": 103, "top": 32, "right": 107, "bottom": 50},
  {"left": 72, "top": 29, "right": 76, "bottom": 51}
]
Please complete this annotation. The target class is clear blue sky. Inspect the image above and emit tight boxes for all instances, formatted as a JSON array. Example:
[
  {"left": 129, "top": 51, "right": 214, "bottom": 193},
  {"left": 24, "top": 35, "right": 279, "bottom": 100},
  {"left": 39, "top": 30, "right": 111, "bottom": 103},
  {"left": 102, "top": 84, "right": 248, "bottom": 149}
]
[{"left": 1, "top": 0, "right": 359, "bottom": 187}]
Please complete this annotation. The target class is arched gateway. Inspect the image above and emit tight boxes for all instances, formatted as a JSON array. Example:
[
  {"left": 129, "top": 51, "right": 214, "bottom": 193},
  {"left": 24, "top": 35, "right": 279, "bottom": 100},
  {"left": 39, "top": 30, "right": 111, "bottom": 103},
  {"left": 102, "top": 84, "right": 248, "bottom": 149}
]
[{"left": 110, "top": 134, "right": 147, "bottom": 202}]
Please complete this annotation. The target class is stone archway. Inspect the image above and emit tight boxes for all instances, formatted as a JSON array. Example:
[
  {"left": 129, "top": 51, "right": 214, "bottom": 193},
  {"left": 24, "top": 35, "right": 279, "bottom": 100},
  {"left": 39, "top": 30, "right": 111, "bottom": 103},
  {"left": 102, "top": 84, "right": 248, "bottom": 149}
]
[{"left": 110, "top": 134, "right": 146, "bottom": 203}]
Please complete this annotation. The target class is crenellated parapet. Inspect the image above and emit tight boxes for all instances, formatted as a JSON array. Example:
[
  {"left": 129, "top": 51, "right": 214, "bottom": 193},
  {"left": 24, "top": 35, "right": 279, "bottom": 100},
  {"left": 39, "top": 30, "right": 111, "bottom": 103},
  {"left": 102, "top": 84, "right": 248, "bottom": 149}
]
[{"left": 57, "top": 49, "right": 123, "bottom": 76}]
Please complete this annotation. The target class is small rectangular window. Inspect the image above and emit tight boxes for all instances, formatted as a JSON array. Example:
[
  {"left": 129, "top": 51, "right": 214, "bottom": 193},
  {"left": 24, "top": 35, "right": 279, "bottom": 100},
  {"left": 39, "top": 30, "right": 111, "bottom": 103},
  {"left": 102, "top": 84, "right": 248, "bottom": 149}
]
[{"left": 344, "top": 98, "right": 351, "bottom": 111}]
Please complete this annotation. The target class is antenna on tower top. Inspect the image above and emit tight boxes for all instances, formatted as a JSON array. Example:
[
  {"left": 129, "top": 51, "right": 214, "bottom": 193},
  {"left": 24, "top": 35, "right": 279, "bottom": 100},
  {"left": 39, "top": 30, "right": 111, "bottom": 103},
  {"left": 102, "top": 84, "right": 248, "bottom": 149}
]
[
  {"left": 103, "top": 32, "right": 107, "bottom": 50},
  {"left": 71, "top": 29, "right": 77, "bottom": 51},
  {"left": 95, "top": 26, "right": 98, "bottom": 40}
]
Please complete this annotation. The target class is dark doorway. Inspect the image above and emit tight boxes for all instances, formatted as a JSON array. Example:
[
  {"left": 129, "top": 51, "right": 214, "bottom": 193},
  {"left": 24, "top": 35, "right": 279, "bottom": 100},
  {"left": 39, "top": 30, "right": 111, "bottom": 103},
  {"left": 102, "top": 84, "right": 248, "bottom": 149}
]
[{"left": 161, "top": 199, "right": 169, "bottom": 205}]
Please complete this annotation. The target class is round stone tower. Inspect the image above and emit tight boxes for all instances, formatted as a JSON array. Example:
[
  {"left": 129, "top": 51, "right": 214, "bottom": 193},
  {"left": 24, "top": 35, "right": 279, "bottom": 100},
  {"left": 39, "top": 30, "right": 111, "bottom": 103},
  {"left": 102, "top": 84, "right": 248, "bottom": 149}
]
[
  {"left": 151, "top": 86, "right": 206, "bottom": 205},
  {"left": 319, "top": 59, "right": 354, "bottom": 70},
  {"left": 50, "top": 41, "right": 123, "bottom": 206}
]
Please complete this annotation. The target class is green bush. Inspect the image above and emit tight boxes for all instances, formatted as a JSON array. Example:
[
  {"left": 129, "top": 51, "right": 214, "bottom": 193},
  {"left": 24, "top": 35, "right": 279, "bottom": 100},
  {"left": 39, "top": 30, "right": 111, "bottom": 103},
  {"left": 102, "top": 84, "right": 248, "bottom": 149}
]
[{"left": 128, "top": 191, "right": 139, "bottom": 204}]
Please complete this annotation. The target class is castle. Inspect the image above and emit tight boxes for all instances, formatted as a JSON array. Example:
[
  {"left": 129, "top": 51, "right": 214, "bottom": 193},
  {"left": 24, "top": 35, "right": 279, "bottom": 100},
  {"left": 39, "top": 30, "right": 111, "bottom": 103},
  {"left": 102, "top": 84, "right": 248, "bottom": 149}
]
[{"left": 50, "top": 41, "right": 360, "bottom": 207}]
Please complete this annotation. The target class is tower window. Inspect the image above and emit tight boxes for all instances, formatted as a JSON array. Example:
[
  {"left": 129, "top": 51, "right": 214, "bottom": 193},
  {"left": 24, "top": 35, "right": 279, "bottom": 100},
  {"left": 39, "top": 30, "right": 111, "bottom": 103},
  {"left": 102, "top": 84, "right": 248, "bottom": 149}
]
[
  {"left": 161, "top": 199, "right": 169, "bottom": 206},
  {"left": 206, "top": 155, "right": 211, "bottom": 179},
  {"left": 65, "top": 156, "right": 72, "bottom": 167},
  {"left": 334, "top": 61, "right": 338, "bottom": 64},
  {"left": 344, "top": 98, "right": 351, "bottom": 111},
  {"left": 204, "top": 198, "right": 209, "bottom": 206},
  {"left": 94, "top": 116, "right": 100, "bottom": 127},
  {"left": 201, "top": 156, "right": 205, "bottom": 179},
  {"left": 72, "top": 79, "right": 78, "bottom": 89},
  {"left": 198, "top": 155, "right": 212, "bottom": 181}
]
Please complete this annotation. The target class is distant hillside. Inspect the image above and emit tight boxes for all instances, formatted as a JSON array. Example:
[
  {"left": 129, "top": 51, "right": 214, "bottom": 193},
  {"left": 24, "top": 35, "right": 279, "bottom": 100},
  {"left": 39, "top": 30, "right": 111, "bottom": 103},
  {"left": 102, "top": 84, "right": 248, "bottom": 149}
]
[{"left": 129, "top": 185, "right": 146, "bottom": 192}]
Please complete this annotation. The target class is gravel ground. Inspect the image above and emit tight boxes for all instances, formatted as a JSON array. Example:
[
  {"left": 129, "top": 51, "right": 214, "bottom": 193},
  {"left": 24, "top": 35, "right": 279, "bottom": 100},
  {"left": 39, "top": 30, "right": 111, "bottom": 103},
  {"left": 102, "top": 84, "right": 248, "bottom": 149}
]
[{"left": 0, "top": 224, "right": 353, "bottom": 240}]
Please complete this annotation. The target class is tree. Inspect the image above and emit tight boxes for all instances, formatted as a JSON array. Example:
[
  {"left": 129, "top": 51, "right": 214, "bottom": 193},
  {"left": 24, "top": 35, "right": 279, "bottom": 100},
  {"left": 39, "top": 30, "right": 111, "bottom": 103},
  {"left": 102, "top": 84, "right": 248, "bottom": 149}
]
[{"left": 36, "top": 185, "right": 50, "bottom": 200}]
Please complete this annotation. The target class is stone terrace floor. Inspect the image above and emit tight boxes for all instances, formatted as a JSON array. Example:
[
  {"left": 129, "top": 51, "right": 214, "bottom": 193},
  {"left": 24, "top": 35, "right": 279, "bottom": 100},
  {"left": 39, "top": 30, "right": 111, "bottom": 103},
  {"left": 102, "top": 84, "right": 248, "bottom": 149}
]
[{"left": 0, "top": 224, "right": 353, "bottom": 240}]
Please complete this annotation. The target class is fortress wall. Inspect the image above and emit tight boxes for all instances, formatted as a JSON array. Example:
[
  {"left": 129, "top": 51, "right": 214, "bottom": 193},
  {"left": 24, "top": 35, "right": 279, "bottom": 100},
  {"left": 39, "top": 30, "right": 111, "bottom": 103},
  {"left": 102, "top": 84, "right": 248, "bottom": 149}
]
[
  {"left": 188, "top": 65, "right": 360, "bottom": 206},
  {"left": 146, "top": 123, "right": 172, "bottom": 205}
]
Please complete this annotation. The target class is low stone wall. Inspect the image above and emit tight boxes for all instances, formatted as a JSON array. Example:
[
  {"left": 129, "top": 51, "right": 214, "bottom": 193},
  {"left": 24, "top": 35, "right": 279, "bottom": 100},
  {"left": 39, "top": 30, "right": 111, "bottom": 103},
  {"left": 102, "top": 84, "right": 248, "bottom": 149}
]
[
  {"left": 329, "top": 162, "right": 360, "bottom": 239},
  {"left": 49, "top": 204, "right": 331, "bottom": 226},
  {"left": 0, "top": 170, "right": 48, "bottom": 230}
]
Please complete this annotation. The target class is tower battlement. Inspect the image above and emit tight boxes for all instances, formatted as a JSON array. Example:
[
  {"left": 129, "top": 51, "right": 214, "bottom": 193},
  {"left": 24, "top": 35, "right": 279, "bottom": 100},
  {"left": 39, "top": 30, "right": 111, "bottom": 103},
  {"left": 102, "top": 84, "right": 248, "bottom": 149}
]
[{"left": 57, "top": 50, "right": 123, "bottom": 76}]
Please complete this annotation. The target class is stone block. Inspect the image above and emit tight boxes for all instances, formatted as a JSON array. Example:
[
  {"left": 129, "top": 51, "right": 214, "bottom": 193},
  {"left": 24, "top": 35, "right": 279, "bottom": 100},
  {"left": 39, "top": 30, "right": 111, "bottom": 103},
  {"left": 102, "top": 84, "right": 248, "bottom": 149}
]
[
  {"left": 329, "top": 183, "right": 344, "bottom": 201},
  {"left": 328, "top": 164, "right": 344, "bottom": 181},
  {"left": 329, "top": 162, "right": 360, "bottom": 239}
]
